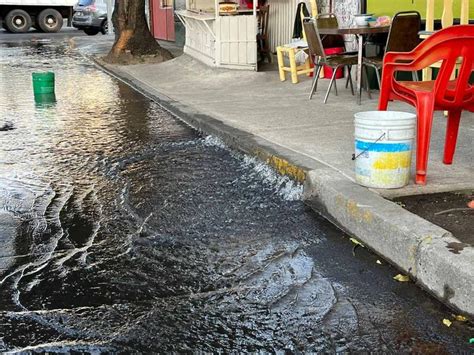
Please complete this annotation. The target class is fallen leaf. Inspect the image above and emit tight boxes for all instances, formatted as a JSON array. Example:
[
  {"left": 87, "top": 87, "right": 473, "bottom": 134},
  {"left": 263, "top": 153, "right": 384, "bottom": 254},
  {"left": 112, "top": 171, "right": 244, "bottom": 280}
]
[
  {"left": 442, "top": 319, "right": 452, "bottom": 327},
  {"left": 468, "top": 200, "right": 474, "bottom": 209},
  {"left": 350, "top": 238, "right": 365, "bottom": 247},
  {"left": 454, "top": 315, "right": 468, "bottom": 322},
  {"left": 393, "top": 274, "right": 410, "bottom": 282},
  {"left": 376, "top": 260, "right": 382, "bottom": 265}
]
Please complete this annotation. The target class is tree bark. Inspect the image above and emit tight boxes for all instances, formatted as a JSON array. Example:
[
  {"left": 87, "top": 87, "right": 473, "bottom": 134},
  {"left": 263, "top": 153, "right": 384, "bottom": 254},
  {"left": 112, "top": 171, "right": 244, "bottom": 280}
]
[{"left": 105, "top": 0, "right": 173, "bottom": 64}]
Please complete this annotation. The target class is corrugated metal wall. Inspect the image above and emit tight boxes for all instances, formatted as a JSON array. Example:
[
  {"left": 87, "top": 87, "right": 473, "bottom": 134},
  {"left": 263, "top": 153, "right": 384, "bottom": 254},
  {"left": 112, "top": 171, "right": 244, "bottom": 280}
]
[
  {"left": 267, "top": 0, "right": 299, "bottom": 52},
  {"left": 267, "top": 0, "right": 359, "bottom": 52}
]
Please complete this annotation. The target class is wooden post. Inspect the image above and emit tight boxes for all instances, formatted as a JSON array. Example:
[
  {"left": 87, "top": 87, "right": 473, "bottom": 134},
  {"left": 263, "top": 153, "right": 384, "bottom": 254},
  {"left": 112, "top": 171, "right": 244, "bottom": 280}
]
[
  {"left": 426, "top": 0, "right": 435, "bottom": 32},
  {"left": 441, "top": 0, "right": 454, "bottom": 29},
  {"left": 309, "top": 0, "right": 318, "bottom": 17},
  {"left": 461, "top": 0, "right": 469, "bottom": 25}
]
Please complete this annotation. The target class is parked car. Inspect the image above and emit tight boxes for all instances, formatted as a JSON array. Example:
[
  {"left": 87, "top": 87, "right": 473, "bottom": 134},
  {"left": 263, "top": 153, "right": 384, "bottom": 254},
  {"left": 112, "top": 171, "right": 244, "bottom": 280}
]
[{"left": 72, "top": 0, "right": 110, "bottom": 35}]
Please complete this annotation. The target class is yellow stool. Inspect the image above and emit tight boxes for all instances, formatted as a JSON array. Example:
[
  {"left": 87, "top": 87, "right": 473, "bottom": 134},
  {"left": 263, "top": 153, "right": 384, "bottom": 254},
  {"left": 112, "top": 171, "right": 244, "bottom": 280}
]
[{"left": 276, "top": 46, "right": 313, "bottom": 84}]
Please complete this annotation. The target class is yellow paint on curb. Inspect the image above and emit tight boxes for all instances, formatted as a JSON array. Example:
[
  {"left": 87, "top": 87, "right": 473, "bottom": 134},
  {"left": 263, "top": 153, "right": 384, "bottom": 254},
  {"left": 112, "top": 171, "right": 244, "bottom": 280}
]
[
  {"left": 422, "top": 236, "right": 433, "bottom": 244},
  {"left": 346, "top": 199, "right": 373, "bottom": 223},
  {"left": 266, "top": 155, "right": 306, "bottom": 182}
]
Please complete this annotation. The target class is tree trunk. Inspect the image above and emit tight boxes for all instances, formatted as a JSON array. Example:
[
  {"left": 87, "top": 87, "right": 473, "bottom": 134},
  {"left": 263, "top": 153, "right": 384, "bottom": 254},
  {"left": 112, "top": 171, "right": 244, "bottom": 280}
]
[{"left": 105, "top": 0, "right": 173, "bottom": 64}]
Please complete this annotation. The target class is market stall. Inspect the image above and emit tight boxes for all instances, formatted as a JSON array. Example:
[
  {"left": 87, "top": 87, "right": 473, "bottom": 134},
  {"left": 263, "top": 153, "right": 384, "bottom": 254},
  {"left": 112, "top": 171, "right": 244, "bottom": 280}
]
[{"left": 176, "top": 0, "right": 258, "bottom": 70}]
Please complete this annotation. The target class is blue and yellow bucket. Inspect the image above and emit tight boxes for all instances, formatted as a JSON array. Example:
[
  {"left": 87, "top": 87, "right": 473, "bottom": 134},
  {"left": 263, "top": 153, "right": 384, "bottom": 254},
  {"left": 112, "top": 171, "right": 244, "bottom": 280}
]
[{"left": 354, "top": 111, "right": 416, "bottom": 189}]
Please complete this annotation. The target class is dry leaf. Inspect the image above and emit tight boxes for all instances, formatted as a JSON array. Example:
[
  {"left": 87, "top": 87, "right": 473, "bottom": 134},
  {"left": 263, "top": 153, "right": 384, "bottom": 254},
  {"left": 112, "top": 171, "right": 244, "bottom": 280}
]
[
  {"left": 442, "top": 319, "right": 452, "bottom": 327},
  {"left": 454, "top": 315, "right": 468, "bottom": 322},
  {"left": 393, "top": 274, "right": 410, "bottom": 282},
  {"left": 350, "top": 238, "right": 364, "bottom": 247}
]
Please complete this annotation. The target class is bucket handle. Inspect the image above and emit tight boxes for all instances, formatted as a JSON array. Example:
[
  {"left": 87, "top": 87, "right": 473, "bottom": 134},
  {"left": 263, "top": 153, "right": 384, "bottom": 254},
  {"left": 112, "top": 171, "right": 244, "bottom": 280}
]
[{"left": 352, "top": 132, "right": 386, "bottom": 161}]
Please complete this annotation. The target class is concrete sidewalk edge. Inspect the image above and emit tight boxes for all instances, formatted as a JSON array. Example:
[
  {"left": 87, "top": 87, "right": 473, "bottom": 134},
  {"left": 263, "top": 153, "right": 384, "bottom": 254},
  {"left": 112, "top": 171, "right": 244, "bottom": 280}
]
[
  {"left": 91, "top": 57, "right": 474, "bottom": 318},
  {"left": 304, "top": 170, "right": 474, "bottom": 317}
]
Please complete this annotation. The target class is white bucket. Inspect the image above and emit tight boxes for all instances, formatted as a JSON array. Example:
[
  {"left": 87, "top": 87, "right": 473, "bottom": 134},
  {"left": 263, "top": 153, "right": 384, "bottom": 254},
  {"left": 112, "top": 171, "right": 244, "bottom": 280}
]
[{"left": 354, "top": 111, "right": 416, "bottom": 189}]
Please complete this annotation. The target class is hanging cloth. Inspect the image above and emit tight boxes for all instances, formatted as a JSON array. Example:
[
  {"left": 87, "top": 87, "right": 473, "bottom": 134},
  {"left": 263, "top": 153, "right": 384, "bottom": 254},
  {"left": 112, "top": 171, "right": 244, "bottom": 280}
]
[{"left": 292, "top": 2, "right": 310, "bottom": 39}]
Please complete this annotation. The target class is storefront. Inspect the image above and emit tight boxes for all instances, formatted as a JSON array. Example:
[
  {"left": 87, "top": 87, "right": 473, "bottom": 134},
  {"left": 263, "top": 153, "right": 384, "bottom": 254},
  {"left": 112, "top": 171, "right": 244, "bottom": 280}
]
[
  {"left": 149, "top": 0, "right": 472, "bottom": 71},
  {"left": 175, "top": 0, "right": 259, "bottom": 70}
]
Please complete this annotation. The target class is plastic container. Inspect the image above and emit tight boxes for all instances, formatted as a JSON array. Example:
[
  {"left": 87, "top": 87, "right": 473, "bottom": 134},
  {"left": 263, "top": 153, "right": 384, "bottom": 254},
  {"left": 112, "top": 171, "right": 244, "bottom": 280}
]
[
  {"left": 34, "top": 93, "right": 56, "bottom": 105},
  {"left": 354, "top": 14, "right": 373, "bottom": 26},
  {"left": 354, "top": 111, "right": 416, "bottom": 189},
  {"left": 323, "top": 47, "right": 344, "bottom": 79},
  {"left": 32, "top": 72, "right": 55, "bottom": 96}
]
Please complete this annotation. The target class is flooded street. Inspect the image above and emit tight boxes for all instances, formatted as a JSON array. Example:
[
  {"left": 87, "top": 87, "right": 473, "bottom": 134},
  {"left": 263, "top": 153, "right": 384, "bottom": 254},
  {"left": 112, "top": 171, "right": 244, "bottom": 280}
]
[{"left": 0, "top": 35, "right": 472, "bottom": 352}]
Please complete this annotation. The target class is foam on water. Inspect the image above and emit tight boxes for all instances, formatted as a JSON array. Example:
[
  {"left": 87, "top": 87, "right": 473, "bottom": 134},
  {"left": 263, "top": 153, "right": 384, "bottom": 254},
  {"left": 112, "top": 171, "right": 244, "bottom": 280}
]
[
  {"left": 202, "top": 135, "right": 227, "bottom": 149},
  {"left": 241, "top": 155, "right": 303, "bottom": 201},
  {"left": 202, "top": 135, "right": 303, "bottom": 201}
]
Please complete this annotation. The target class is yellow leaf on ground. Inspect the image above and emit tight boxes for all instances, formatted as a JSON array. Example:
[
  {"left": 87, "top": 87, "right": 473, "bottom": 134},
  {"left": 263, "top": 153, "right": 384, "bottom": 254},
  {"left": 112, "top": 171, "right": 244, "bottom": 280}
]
[
  {"left": 454, "top": 315, "right": 468, "bottom": 322},
  {"left": 442, "top": 319, "right": 452, "bottom": 327},
  {"left": 350, "top": 238, "right": 365, "bottom": 247},
  {"left": 393, "top": 274, "right": 410, "bottom": 282}
]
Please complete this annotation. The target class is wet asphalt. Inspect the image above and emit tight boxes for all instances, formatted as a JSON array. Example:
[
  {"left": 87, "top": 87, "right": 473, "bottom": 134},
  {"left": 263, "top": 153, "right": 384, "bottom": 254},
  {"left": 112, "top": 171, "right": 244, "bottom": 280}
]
[{"left": 0, "top": 31, "right": 473, "bottom": 353}]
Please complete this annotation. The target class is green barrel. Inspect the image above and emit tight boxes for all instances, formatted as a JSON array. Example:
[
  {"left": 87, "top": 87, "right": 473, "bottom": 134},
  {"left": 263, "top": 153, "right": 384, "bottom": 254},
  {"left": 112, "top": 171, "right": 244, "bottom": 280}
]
[
  {"left": 34, "top": 93, "right": 56, "bottom": 106},
  {"left": 32, "top": 72, "right": 55, "bottom": 95}
]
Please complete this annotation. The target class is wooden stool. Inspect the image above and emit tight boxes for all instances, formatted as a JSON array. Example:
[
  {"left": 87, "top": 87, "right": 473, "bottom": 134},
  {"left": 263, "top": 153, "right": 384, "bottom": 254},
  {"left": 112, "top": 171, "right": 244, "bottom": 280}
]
[{"left": 276, "top": 46, "right": 313, "bottom": 84}]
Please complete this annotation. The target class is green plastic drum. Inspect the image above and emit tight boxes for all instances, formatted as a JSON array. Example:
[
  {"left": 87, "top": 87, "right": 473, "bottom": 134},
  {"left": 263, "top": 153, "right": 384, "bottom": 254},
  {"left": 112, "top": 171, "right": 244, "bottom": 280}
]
[
  {"left": 32, "top": 72, "right": 55, "bottom": 95},
  {"left": 34, "top": 93, "right": 56, "bottom": 106}
]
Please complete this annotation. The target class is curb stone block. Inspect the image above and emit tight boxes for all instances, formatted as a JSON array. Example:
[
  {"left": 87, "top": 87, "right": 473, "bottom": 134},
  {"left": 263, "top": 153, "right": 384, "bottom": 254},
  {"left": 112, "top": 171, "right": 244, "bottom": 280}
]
[
  {"left": 304, "top": 169, "right": 473, "bottom": 317},
  {"left": 417, "top": 236, "right": 474, "bottom": 316}
]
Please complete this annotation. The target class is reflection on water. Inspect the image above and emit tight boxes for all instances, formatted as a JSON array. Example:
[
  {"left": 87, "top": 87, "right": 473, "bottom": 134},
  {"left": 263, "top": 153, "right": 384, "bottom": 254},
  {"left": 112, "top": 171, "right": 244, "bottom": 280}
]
[{"left": 0, "top": 39, "right": 472, "bottom": 352}]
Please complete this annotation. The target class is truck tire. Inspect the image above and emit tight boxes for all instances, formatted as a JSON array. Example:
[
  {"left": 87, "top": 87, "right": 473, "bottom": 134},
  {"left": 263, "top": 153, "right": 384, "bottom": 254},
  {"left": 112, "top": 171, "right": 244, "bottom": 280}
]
[
  {"left": 37, "top": 9, "right": 63, "bottom": 33},
  {"left": 84, "top": 28, "right": 99, "bottom": 36},
  {"left": 5, "top": 9, "right": 32, "bottom": 33},
  {"left": 100, "top": 20, "right": 108, "bottom": 35}
]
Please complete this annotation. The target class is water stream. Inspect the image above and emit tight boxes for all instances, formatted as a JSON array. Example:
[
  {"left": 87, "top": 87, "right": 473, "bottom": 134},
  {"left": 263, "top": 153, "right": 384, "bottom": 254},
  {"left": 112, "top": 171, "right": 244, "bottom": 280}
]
[{"left": 0, "top": 37, "right": 471, "bottom": 352}]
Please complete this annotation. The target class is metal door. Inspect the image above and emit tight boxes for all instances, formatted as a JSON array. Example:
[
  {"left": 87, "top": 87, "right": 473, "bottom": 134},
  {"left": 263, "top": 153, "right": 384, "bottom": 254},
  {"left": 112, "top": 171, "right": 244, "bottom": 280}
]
[{"left": 150, "top": 0, "right": 176, "bottom": 41}]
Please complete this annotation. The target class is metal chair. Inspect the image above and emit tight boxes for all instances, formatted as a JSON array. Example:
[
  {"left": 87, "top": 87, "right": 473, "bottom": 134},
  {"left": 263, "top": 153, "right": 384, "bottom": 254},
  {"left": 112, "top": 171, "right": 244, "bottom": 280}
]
[
  {"left": 303, "top": 18, "right": 357, "bottom": 103},
  {"left": 363, "top": 11, "right": 421, "bottom": 90},
  {"left": 316, "top": 13, "right": 355, "bottom": 53},
  {"left": 316, "top": 13, "right": 357, "bottom": 89}
]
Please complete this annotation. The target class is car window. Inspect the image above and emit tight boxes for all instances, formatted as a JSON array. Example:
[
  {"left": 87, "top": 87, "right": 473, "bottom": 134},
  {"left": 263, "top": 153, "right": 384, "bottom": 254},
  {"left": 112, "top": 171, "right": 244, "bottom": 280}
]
[{"left": 78, "top": 0, "right": 94, "bottom": 5}]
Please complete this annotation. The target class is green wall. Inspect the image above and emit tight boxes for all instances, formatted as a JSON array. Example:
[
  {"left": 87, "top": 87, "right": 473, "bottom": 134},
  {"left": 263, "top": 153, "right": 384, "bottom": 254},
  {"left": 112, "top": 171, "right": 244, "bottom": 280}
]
[{"left": 366, "top": 0, "right": 474, "bottom": 19}]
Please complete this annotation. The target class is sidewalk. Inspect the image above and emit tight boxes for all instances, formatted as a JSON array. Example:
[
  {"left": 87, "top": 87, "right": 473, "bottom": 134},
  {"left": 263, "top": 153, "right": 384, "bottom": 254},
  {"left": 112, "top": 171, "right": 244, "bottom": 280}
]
[{"left": 75, "top": 37, "right": 474, "bottom": 317}]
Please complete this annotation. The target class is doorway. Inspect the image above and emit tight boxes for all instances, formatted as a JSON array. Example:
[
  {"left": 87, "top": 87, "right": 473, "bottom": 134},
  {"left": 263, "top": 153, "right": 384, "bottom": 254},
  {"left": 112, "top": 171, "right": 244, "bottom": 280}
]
[{"left": 150, "top": 0, "right": 176, "bottom": 41}]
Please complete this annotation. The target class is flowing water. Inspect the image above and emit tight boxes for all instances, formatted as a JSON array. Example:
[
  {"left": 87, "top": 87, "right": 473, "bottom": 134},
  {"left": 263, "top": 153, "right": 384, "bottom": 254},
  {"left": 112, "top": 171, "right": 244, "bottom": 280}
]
[{"left": 0, "top": 36, "right": 472, "bottom": 353}]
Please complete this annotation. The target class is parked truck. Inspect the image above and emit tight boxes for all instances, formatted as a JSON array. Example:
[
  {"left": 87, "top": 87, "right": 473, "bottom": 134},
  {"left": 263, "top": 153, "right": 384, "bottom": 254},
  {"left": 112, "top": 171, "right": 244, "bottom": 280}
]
[{"left": 0, "top": 0, "right": 77, "bottom": 33}]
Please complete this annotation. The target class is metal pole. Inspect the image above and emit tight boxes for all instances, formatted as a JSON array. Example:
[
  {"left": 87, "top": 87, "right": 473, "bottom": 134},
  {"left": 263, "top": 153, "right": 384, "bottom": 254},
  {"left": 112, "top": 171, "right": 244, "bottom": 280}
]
[{"left": 106, "top": 0, "right": 113, "bottom": 35}]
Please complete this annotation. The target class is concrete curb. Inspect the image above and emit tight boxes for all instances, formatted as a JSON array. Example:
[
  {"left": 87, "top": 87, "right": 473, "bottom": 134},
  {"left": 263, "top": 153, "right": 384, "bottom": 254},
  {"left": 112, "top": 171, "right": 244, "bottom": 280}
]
[
  {"left": 304, "top": 169, "right": 474, "bottom": 317},
  {"left": 89, "top": 56, "right": 473, "bottom": 318}
]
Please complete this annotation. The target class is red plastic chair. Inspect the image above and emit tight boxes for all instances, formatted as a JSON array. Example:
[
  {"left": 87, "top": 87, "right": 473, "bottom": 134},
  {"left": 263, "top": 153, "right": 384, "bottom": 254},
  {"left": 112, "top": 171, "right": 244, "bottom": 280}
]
[{"left": 378, "top": 25, "right": 474, "bottom": 185}]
